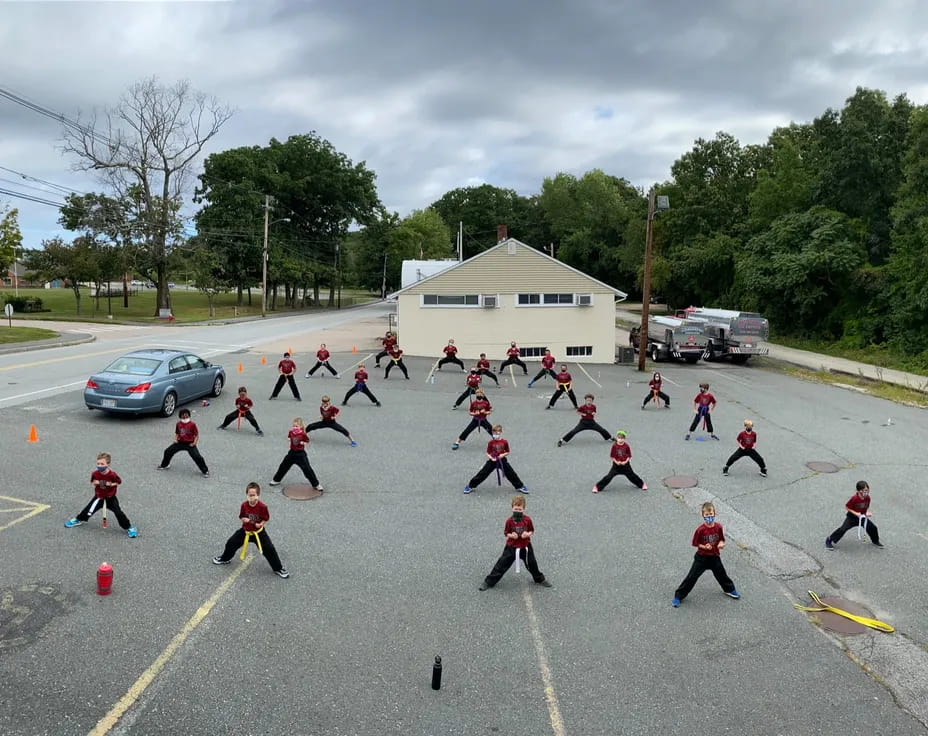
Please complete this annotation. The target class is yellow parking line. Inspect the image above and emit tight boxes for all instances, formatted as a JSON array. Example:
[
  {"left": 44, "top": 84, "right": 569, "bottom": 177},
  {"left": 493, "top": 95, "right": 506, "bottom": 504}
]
[
  {"left": 0, "top": 496, "right": 50, "bottom": 532},
  {"left": 0, "top": 345, "right": 146, "bottom": 372}
]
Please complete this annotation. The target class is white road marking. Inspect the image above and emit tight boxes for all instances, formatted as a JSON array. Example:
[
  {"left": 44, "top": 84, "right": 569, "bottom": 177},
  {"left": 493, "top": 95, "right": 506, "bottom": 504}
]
[
  {"left": 0, "top": 380, "right": 88, "bottom": 403},
  {"left": 425, "top": 358, "right": 440, "bottom": 384},
  {"left": 335, "top": 352, "right": 376, "bottom": 379},
  {"left": 522, "top": 588, "right": 566, "bottom": 736},
  {"left": 574, "top": 362, "right": 601, "bottom": 388},
  {"left": 704, "top": 368, "right": 752, "bottom": 386}
]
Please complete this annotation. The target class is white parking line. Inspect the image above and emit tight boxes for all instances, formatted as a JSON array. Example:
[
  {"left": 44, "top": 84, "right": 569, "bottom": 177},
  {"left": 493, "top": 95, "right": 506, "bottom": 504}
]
[
  {"left": 0, "top": 380, "right": 88, "bottom": 403},
  {"left": 575, "top": 363, "right": 602, "bottom": 388},
  {"left": 704, "top": 369, "right": 752, "bottom": 386},
  {"left": 335, "top": 352, "right": 375, "bottom": 378},
  {"left": 158, "top": 341, "right": 254, "bottom": 350}
]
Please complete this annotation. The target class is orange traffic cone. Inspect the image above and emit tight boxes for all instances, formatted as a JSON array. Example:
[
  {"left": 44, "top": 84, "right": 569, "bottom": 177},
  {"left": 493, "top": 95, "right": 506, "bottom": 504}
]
[
  {"left": 352, "top": 346, "right": 357, "bottom": 354},
  {"left": 288, "top": 347, "right": 293, "bottom": 356},
  {"left": 237, "top": 362, "right": 244, "bottom": 373},
  {"left": 260, "top": 355, "right": 267, "bottom": 365},
  {"left": 27, "top": 424, "right": 38, "bottom": 443}
]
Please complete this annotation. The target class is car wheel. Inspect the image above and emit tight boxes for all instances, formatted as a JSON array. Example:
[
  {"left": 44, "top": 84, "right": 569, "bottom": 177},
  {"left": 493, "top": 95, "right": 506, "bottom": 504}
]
[
  {"left": 211, "top": 375, "right": 224, "bottom": 397},
  {"left": 161, "top": 392, "right": 178, "bottom": 418},
  {"left": 650, "top": 345, "right": 660, "bottom": 362}
]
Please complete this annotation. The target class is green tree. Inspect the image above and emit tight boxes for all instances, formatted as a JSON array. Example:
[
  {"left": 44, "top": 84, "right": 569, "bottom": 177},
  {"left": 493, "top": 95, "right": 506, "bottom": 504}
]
[
  {"left": 430, "top": 184, "right": 534, "bottom": 255},
  {"left": 0, "top": 203, "right": 22, "bottom": 273},
  {"left": 343, "top": 208, "right": 399, "bottom": 296},
  {"left": 23, "top": 237, "right": 99, "bottom": 315},
  {"left": 748, "top": 124, "right": 817, "bottom": 231},
  {"left": 385, "top": 208, "right": 452, "bottom": 288}
]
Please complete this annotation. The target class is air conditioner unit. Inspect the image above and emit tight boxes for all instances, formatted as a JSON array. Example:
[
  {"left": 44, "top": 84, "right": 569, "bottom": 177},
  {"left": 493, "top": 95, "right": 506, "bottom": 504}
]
[
  {"left": 482, "top": 295, "right": 498, "bottom": 308},
  {"left": 577, "top": 294, "right": 592, "bottom": 306}
]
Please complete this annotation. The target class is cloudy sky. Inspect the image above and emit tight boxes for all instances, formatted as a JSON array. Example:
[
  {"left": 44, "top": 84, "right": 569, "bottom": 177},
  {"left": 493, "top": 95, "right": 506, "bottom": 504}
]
[{"left": 1, "top": 0, "right": 926, "bottom": 248}]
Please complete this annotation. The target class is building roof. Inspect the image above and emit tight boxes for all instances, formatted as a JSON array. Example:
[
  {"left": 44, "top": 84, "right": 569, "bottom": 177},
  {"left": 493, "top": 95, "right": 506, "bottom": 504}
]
[
  {"left": 388, "top": 238, "right": 628, "bottom": 299},
  {"left": 400, "top": 259, "right": 459, "bottom": 289}
]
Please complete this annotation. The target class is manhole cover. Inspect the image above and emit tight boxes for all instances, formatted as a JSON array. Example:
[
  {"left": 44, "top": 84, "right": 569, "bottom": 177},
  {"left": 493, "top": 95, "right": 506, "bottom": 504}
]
[
  {"left": 806, "top": 461, "right": 840, "bottom": 473},
  {"left": 802, "top": 596, "right": 874, "bottom": 636},
  {"left": 282, "top": 484, "right": 323, "bottom": 500},
  {"left": 664, "top": 475, "right": 698, "bottom": 489}
]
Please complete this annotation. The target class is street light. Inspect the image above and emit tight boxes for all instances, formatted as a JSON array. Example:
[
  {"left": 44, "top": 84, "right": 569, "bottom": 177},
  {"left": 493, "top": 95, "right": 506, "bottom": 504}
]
[
  {"left": 261, "top": 199, "right": 290, "bottom": 318},
  {"left": 637, "top": 188, "right": 670, "bottom": 372}
]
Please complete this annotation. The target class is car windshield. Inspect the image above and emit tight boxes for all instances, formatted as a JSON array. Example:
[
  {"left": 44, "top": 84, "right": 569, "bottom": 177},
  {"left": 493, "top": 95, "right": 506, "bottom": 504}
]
[{"left": 103, "top": 357, "right": 161, "bottom": 376}]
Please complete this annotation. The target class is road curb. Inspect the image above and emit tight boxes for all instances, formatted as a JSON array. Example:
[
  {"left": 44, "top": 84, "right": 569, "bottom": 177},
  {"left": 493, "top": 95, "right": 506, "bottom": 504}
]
[{"left": 0, "top": 333, "right": 96, "bottom": 355}]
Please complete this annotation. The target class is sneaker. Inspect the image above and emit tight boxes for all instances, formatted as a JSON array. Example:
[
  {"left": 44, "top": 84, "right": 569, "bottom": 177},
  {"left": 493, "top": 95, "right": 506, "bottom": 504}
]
[
  {"left": 536, "top": 580, "right": 553, "bottom": 588},
  {"left": 202, "top": 471, "right": 210, "bottom": 478},
  {"left": 760, "top": 470, "right": 767, "bottom": 477},
  {"left": 275, "top": 568, "right": 290, "bottom": 579},
  {"left": 452, "top": 405, "right": 458, "bottom": 410},
  {"left": 375, "top": 402, "right": 382, "bottom": 407},
  {"left": 269, "top": 480, "right": 281, "bottom": 486},
  {"left": 64, "top": 518, "right": 83, "bottom": 528},
  {"left": 684, "top": 434, "right": 691, "bottom": 441},
  {"left": 478, "top": 582, "right": 490, "bottom": 591},
  {"left": 557, "top": 439, "right": 563, "bottom": 447},
  {"left": 711, "top": 434, "right": 720, "bottom": 441},
  {"left": 314, "top": 485, "right": 324, "bottom": 493},
  {"left": 592, "top": 485, "right": 600, "bottom": 494},
  {"left": 296, "top": 397, "right": 302, "bottom": 401},
  {"left": 217, "top": 425, "right": 226, "bottom": 430},
  {"left": 256, "top": 429, "right": 264, "bottom": 436},
  {"left": 722, "top": 467, "right": 729, "bottom": 476},
  {"left": 451, "top": 442, "right": 460, "bottom": 450},
  {"left": 873, "top": 541, "right": 885, "bottom": 549},
  {"left": 725, "top": 590, "right": 741, "bottom": 600},
  {"left": 672, "top": 597, "right": 681, "bottom": 607},
  {"left": 641, "top": 483, "right": 648, "bottom": 491},
  {"left": 641, "top": 405, "right": 646, "bottom": 410},
  {"left": 545, "top": 405, "right": 552, "bottom": 410},
  {"left": 127, "top": 526, "right": 138, "bottom": 538},
  {"left": 350, "top": 440, "right": 358, "bottom": 447},
  {"left": 335, "top": 375, "right": 341, "bottom": 379},
  {"left": 268, "top": 396, "right": 277, "bottom": 400},
  {"left": 212, "top": 556, "right": 231, "bottom": 565},
  {"left": 664, "top": 404, "right": 671, "bottom": 409},
  {"left": 340, "top": 402, "right": 347, "bottom": 406},
  {"left": 156, "top": 465, "right": 168, "bottom": 470},
  {"left": 519, "top": 487, "right": 530, "bottom": 494},
  {"left": 463, "top": 486, "right": 472, "bottom": 494},
  {"left": 304, "top": 372, "right": 311, "bottom": 378},
  {"left": 527, "top": 381, "right": 534, "bottom": 388},
  {"left": 825, "top": 537, "right": 835, "bottom": 550}
]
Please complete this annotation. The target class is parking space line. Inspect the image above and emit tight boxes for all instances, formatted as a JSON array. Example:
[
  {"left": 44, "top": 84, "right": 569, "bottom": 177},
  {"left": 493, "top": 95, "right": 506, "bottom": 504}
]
[
  {"left": 425, "top": 358, "right": 440, "bottom": 384},
  {"left": 0, "top": 380, "right": 87, "bottom": 404},
  {"left": 522, "top": 589, "right": 566, "bottom": 736},
  {"left": 574, "top": 363, "right": 601, "bottom": 388},
  {"left": 704, "top": 369, "right": 751, "bottom": 386},
  {"left": 0, "top": 496, "right": 50, "bottom": 533},
  {"left": 336, "top": 352, "right": 375, "bottom": 378},
  {"left": 509, "top": 365, "right": 518, "bottom": 388},
  {"left": 88, "top": 555, "right": 255, "bottom": 735}
]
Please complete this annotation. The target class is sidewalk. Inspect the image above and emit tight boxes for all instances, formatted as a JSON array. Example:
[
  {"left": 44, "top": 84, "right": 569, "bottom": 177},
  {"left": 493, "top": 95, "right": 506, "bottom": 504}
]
[
  {"left": 616, "top": 306, "right": 928, "bottom": 393},
  {"left": 0, "top": 331, "right": 94, "bottom": 355}
]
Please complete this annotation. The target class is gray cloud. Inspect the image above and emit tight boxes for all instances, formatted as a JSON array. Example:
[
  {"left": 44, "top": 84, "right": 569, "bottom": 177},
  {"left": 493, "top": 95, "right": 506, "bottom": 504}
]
[{"left": 1, "top": 0, "right": 926, "bottom": 245}]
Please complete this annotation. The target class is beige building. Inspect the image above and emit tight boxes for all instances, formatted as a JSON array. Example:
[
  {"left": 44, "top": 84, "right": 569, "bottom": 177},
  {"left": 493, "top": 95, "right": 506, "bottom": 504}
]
[{"left": 389, "top": 238, "right": 627, "bottom": 364}]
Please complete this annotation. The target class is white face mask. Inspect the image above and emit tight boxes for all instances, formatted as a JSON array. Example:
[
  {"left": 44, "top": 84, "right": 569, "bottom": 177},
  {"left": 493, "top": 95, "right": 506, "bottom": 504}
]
[
  {"left": 180, "top": 417, "right": 190, "bottom": 423},
  {"left": 492, "top": 434, "right": 501, "bottom": 439}
]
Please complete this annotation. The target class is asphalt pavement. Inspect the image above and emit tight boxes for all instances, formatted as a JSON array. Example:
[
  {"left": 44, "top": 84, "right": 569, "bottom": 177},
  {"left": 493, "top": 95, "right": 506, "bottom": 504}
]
[{"left": 0, "top": 307, "right": 927, "bottom": 735}]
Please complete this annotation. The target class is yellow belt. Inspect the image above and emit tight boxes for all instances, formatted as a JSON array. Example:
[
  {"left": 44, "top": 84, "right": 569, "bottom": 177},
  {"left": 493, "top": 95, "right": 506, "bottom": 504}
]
[
  {"left": 793, "top": 590, "right": 894, "bottom": 633},
  {"left": 240, "top": 528, "right": 264, "bottom": 559}
]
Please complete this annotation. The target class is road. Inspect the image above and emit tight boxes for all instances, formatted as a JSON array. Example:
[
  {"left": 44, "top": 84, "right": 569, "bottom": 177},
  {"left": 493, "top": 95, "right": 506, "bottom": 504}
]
[{"left": 1, "top": 305, "right": 927, "bottom": 735}]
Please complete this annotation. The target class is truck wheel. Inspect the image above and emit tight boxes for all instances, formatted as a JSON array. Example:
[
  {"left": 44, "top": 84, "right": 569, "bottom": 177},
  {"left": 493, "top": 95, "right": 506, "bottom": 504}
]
[
  {"left": 731, "top": 355, "right": 750, "bottom": 365},
  {"left": 684, "top": 355, "right": 700, "bottom": 364},
  {"left": 650, "top": 345, "right": 660, "bottom": 362},
  {"left": 703, "top": 342, "right": 715, "bottom": 361}
]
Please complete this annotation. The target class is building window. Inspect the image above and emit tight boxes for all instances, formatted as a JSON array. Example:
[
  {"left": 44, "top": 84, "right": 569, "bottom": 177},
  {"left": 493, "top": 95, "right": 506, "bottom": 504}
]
[
  {"left": 517, "top": 293, "right": 577, "bottom": 306},
  {"left": 519, "top": 347, "right": 547, "bottom": 357},
  {"left": 543, "top": 293, "right": 575, "bottom": 305},
  {"left": 421, "top": 294, "right": 480, "bottom": 307},
  {"left": 517, "top": 293, "right": 540, "bottom": 305},
  {"left": 566, "top": 345, "right": 593, "bottom": 356}
]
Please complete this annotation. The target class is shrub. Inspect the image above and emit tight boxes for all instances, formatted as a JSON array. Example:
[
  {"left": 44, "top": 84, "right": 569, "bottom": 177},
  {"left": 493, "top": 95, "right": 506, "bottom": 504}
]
[{"left": 1, "top": 293, "right": 49, "bottom": 313}]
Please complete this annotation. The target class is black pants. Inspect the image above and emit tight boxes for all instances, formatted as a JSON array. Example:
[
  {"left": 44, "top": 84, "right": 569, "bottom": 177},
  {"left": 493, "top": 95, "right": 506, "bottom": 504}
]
[
  {"left": 477, "top": 368, "right": 499, "bottom": 385},
  {"left": 469, "top": 458, "right": 524, "bottom": 489},
  {"left": 220, "top": 409, "right": 260, "bottom": 431},
  {"left": 548, "top": 387, "right": 578, "bottom": 409},
  {"left": 217, "top": 528, "right": 284, "bottom": 572},
  {"left": 271, "top": 374, "right": 301, "bottom": 399},
  {"left": 595, "top": 462, "right": 644, "bottom": 490},
  {"left": 343, "top": 384, "right": 379, "bottom": 405},
  {"left": 562, "top": 418, "right": 611, "bottom": 442},
  {"left": 689, "top": 409, "right": 714, "bottom": 433},
  {"left": 484, "top": 544, "right": 545, "bottom": 586},
  {"left": 643, "top": 389, "right": 670, "bottom": 407},
  {"left": 830, "top": 512, "right": 881, "bottom": 545},
  {"left": 76, "top": 495, "right": 131, "bottom": 529},
  {"left": 273, "top": 449, "right": 319, "bottom": 486},
  {"left": 499, "top": 356, "right": 527, "bottom": 374},
  {"left": 375, "top": 350, "right": 390, "bottom": 367},
  {"left": 385, "top": 359, "right": 408, "bottom": 379},
  {"left": 308, "top": 360, "right": 338, "bottom": 377},
  {"left": 724, "top": 448, "right": 766, "bottom": 472},
  {"left": 454, "top": 386, "right": 476, "bottom": 407},
  {"left": 458, "top": 417, "right": 492, "bottom": 442},
  {"left": 306, "top": 419, "right": 350, "bottom": 438},
  {"left": 530, "top": 368, "right": 557, "bottom": 384},
  {"left": 160, "top": 442, "right": 209, "bottom": 473},
  {"left": 438, "top": 355, "right": 465, "bottom": 371},
  {"left": 675, "top": 553, "right": 735, "bottom": 600}
]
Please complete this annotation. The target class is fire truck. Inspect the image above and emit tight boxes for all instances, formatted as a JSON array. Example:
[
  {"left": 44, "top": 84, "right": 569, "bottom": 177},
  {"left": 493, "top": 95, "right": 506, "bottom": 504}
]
[
  {"left": 629, "top": 315, "right": 709, "bottom": 363},
  {"left": 674, "top": 307, "right": 769, "bottom": 364}
]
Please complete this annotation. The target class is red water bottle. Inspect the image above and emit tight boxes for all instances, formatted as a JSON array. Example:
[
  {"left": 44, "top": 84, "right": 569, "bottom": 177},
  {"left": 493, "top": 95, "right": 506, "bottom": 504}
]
[{"left": 97, "top": 562, "right": 113, "bottom": 596}]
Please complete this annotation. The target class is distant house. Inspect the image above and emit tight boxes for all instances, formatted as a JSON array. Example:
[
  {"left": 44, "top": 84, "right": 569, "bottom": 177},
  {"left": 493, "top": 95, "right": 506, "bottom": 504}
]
[
  {"left": 400, "top": 259, "right": 459, "bottom": 289},
  {"left": 2, "top": 260, "right": 38, "bottom": 289},
  {"left": 388, "top": 234, "right": 627, "bottom": 364}
]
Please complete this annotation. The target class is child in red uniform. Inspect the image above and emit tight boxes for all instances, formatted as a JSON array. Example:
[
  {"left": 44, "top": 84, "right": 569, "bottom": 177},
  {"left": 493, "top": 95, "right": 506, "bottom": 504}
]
[
  {"left": 375, "top": 331, "right": 397, "bottom": 368},
  {"left": 592, "top": 430, "right": 647, "bottom": 492},
  {"left": 306, "top": 395, "right": 357, "bottom": 446},
  {"left": 642, "top": 371, "right": 670, "bottom": 409},
  {"left": 475, "top": 353, "right": 499, "bottom": 386},
  {"left": 158, "top": 409, "right": 210, "bottom": 476},
  {"left": 723, "top": 419, "right": 766, "bottom": 477},
  {"left": 342, "top": 363, "right": 381, "bottom": 406},
  {"left": 384, "top": 346, "right": 409, "bottom": 379},
  {"left": 672, "top": 502, "right": 740, "bottom": 606},
  {"left": 478, "top": 496, "right": 552, "bottom": 591},
  {"left": 218, "top": 386, "right": 263, "bottom": 435},
  {"left": 825, "top": 481, "right": 884, "bottom": 550},
  {"left": 452, "top": 388, "right": 492, "bottom": 450},
  {"left": 452, "top": 368, "right": 482, "bottom": 409},
  {"left": 527, "top": 349, "right": 557, "bottom": 388},
  {"left": 685, "top": 383, "right": 718, "bottom": 440},
  {"left": 212, "top": 482, "right": 289, "bottom": 578},
  {"left": 437, "top": 338, "right": 465, "bottom": 371},
  {"left": 558, "top": 393, "right": 611, "bottom": 446},
  {"left": 305, "top": 343, "right": 339, "bottom": 378},
  {"left": 464, "top": 424, "right": 529, "bottom": 495},
  {"left": 270, "top": 352, "right": 301, "bottom": 400},
  {"left": 498, "top": 342, "right": 527, "bottom": 375},
  {"left": 65, "top": 452, "right": 138, "bottom": 537},
  {"left": 269, "top": 418, "right": 323, "bottom": 491},
  {"left": 546, "top": 365, "right": 579, "bottom": 409}
]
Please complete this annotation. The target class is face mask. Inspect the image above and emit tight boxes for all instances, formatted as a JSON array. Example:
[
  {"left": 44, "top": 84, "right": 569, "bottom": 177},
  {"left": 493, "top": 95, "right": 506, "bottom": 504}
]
[
  {"left": 492, "top": 434, "right": 501, "bottom": 439},
  {"left": 512, "top": 511, "right": 523, "bottom": 521},
  {"left": 96, "top": 465, "right": 107, "bottom": 472},
  {"left": 700, "top": 388, "right": 707, "bottom": 393},
  {"left": 180, "top": 417, "right": 190, "bottom": 423},
  {"left": 703, "top": 516, "right": 715, "bottom": 524}
]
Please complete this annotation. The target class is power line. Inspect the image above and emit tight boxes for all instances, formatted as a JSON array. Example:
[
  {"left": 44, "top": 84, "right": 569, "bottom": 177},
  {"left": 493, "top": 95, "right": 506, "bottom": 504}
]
[
  {"left": 0, "top": 85, "right": 112, "bottom": 147},
  {"left": 0, "top": 186, "right": 65, "bottom": 208},
  {"left": 0, "top": 165, "right": 87, "bottom": 196}
]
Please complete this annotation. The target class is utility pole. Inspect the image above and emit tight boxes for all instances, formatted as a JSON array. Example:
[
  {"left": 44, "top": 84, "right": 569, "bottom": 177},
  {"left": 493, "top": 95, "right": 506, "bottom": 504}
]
[
  {"left": 458, "top": 221, "right": 463, "bottom": 261},
  {"left": 381, "top": 251, "right": 387, "bottom": 298},
  {"left": 336, "top": 241, "right": 342, "bottom": 309},
  {"left": 261, "top": 194, "right": 270, "bottom": 318},
  {"left": 637, "top": 188, "right": 669, "bottom": 371}
]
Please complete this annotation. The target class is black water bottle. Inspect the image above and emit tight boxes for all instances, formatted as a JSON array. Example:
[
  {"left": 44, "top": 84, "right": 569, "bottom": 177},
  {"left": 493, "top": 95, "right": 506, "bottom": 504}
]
[{"left": 431, "top": 656, "right": 442, "bottom": 690}]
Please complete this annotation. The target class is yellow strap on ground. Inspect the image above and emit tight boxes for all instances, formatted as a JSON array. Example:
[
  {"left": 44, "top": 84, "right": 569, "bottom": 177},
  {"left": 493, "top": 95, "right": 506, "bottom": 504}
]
[
  {"left": 240, "top": 528, "right": 264, "bottom": 560},
  {"left": 793, "top": 590, "right": 894, "bottom": 633}
]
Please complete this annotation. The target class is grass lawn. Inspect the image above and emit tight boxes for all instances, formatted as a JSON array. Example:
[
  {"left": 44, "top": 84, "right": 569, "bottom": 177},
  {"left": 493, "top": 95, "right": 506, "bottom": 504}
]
[
  {"left": 2, "top": 287, "right": 379, "bottom": 324},
  {"left": 0, "top": 326, "right": 59, "bottom": 344}
]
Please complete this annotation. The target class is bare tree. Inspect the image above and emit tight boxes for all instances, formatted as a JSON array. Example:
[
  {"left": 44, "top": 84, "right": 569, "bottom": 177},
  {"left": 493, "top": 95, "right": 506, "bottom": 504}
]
[{"left": 62, "top": 78, "right": 234, "bottom": 317}]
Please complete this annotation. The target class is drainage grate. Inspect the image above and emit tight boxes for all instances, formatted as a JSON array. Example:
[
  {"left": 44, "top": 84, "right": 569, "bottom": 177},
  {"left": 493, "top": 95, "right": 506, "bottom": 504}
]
[{"left": 282, "top": 484, "right": 323, "bottom": 501}]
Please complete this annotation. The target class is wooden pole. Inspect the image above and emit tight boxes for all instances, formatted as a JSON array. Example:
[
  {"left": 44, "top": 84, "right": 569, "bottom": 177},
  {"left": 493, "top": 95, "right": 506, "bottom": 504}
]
[{"left": 637, "top": 188, "right": 656, "bottom": 372}]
